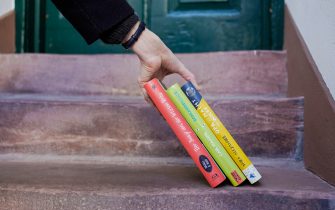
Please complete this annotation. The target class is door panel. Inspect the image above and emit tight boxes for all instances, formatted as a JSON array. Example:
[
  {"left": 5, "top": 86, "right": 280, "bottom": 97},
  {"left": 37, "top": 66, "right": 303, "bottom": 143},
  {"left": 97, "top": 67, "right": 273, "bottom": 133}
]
[
  {"left": 151, "top": 0, "right": 268, "bottom": 52},
  {"left": 15, "top": 0, "right": 283, "bottom": 54}
]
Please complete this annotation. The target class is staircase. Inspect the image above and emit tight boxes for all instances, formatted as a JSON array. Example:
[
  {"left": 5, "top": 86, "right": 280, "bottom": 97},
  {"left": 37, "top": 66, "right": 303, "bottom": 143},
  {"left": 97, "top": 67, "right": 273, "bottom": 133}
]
[{"left": 0, "top": 51, "right": 334, "bottom": 210}]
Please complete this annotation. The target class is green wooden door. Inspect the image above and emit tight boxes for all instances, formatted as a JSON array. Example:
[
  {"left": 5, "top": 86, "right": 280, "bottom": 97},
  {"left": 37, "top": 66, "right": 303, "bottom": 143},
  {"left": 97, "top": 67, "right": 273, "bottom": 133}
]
[{"left": 16, "top": 0, "right": 283, "bottom": 54}]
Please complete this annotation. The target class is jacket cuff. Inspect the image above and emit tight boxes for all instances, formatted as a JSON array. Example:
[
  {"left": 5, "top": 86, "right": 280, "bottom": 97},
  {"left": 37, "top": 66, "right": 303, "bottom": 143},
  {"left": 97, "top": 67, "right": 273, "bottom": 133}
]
[{"left": 101, "top": 14, "right": 139, "bottom": 44}]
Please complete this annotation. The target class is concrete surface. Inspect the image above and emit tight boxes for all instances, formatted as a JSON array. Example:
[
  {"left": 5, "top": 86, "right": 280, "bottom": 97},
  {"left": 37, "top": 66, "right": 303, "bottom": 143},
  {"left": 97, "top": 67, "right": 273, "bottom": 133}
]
[{"left": 0, "top": 156, "right": 334, "bottom": 210}]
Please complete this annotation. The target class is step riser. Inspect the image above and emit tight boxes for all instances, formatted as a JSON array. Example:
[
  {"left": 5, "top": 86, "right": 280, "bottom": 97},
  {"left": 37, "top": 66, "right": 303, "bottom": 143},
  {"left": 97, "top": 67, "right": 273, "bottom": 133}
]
[
  {"left": 0, "top": 51, "right": 287, "bottom": 96},
  {"left": 0, "top": 137, "right": 187, "bottom": 157},
  {"left": 0, "top": 97, "right": 303, "bottom": 158}
]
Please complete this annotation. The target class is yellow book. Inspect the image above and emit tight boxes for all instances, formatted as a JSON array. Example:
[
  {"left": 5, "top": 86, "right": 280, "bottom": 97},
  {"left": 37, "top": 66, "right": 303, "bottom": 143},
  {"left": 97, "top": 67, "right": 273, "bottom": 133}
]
[
  {"left": 167, "top": 83, "right": 245, "bottom": 186},
  {"left": 181, "top": 82, "right": 262, "bottom": 184}
]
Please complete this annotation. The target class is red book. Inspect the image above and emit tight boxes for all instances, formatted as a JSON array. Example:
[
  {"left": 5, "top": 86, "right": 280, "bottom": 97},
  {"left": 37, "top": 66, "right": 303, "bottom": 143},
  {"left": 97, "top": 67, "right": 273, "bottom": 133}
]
[{"left": 144, "top": 78, "right": 226, "bottom": 188}]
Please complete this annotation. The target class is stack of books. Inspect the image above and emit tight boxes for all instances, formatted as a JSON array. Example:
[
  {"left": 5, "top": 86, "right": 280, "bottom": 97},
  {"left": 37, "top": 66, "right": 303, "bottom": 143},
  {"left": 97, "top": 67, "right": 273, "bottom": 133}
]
[{"left": 144, "top": 78, "right": 261, "bottom": 188}]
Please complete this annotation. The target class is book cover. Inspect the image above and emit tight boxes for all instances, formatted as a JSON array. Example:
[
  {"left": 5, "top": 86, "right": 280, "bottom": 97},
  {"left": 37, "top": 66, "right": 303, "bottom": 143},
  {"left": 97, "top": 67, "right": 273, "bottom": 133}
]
[
  {"left": 181, "top": 81, "right": 262, "bottom": 184},
  {"left": 167, "top": 83, "right": 246, "bottom": 186},
  {"left": 144, "top": 78, "right": 226, "bottom": 188}
]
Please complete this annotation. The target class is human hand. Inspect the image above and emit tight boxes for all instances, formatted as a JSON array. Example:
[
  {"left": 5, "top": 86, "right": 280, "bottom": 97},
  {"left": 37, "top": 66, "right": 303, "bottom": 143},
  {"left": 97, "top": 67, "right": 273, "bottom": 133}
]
[{"left": 123, "top": 22, "right": 200, "bottom": 102}]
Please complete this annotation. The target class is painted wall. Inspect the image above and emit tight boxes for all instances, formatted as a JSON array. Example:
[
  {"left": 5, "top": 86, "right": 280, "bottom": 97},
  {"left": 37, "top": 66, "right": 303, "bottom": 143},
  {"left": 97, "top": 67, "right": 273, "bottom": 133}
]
[
  {"left": 285, "top": 0, "right": 335, "bottom": 100},
  {"left": 0, "top": 0, "right": 14, "bottom": 16},
  {"left": 0, "top": 0, "right": 15, "bottom": 53}
]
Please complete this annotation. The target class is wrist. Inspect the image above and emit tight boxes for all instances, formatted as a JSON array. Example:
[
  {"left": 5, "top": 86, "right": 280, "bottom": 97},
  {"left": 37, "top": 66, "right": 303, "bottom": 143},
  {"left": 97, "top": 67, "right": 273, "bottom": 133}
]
[
  {"left": 130, "top": 29, "right": 168, "bottom": 59},
  {"left": 122, "top": 21, "right": 140, "bottom": 44}
]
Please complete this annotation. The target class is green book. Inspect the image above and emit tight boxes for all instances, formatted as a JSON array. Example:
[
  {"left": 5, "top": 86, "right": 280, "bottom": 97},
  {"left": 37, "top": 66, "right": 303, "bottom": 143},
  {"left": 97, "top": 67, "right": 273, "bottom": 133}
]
[{"left": 167, "top": 83, "right": 246, "bottom": 186}]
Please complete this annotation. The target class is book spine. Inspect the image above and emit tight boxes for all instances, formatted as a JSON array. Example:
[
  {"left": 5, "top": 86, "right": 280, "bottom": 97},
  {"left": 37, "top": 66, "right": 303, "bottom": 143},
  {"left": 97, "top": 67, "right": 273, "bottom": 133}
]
[
  {"left": 144, "top": 79, "right": 225, "bottom": 188},
  {"left": 181, "top": 81, "right": 262, "bottom": 184},
  {"left": 167, "top": 84, "right": 246, "bottom": 186}
]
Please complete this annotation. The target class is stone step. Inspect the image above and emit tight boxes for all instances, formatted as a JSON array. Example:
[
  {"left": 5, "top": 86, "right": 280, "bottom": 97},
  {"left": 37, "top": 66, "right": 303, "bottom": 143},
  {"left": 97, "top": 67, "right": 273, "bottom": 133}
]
[
  {"left": 0, "top": 155, "right": 333, "bottom": 210},
  {"left": 0, "top": 94, "right": 304, "bottom": 158},
  {"left": 0, "top": 51, "right": 287, "bottom": 96}
]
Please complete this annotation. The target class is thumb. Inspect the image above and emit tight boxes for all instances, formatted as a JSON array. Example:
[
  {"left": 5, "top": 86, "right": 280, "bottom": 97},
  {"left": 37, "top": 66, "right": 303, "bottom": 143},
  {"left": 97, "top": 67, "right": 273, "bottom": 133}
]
[{"left": 138, "top": 63, "right": 156, "bottom": 105}]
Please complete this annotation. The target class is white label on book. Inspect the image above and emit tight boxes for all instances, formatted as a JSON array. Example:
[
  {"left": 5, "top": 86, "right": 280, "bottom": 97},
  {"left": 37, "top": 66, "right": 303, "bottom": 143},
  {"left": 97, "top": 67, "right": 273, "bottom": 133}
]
[{"left": 242, "top": 164, "right": 262, "bottom": 184}]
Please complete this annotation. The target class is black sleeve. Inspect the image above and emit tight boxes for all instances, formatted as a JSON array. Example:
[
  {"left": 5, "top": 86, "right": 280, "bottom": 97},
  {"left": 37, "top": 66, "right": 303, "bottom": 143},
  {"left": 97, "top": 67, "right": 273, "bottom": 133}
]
[{"left": 51, "top": 0, "right": 137, "bottom": 45}]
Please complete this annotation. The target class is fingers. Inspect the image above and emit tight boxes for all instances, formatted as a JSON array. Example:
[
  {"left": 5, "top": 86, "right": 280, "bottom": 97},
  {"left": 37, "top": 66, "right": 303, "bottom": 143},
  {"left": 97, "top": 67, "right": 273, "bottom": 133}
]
[
  {"left": 138, "top": 78, "right": 152, "bottom": 104},
  {"left": 141, "top": 86, "right": 154, "bottom": 106},
  {"left": 162, "top": 52, "right": 201, "bottom": 90},
  {"left": 177, "top": 64, "right": 201, "bottom": 91}
]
